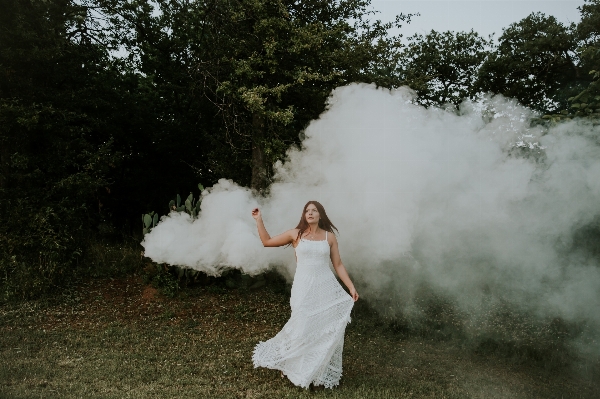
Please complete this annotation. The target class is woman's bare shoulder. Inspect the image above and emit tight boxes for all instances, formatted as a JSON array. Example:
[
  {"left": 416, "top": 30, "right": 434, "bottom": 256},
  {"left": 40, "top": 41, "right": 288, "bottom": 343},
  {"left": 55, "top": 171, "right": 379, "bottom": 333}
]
[{"left": 328, "top": 231, "right": 338, "bottom": 244}]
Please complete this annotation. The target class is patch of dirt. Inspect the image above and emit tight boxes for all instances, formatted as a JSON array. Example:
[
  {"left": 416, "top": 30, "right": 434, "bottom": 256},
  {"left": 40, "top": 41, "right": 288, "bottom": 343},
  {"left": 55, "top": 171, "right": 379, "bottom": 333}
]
[{"left": 141, "top": 285, "right": 158, "bottom": 301}]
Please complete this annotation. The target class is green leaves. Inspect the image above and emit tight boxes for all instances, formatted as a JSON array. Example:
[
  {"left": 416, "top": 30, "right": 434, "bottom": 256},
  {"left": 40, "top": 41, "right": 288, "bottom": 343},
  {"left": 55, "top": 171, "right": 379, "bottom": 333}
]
[
  {"left": 476, "top": 13, "right": 578, "bottom": 112},
  {"left": 0, "top": 0, "right": 125, "bottom": 297},
  {"left": 401, "top": 30, "right": 491, "bottom": 107},
  {"left": 0, "top": 0, "right": 403, "bottom": 296}
]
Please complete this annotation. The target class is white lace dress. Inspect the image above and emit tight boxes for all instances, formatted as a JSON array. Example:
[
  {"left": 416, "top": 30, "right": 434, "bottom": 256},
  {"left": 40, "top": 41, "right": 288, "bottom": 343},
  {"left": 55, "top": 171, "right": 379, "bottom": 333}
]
[{"left": 252, "top": 232, "right": 354, "bottom": 389}]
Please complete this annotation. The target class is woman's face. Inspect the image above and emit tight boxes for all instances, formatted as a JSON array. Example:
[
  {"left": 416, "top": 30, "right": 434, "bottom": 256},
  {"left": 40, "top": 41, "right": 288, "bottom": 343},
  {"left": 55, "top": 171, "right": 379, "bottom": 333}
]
[{"left": 305, "top": 204, "right": 320, "bottom": 224}]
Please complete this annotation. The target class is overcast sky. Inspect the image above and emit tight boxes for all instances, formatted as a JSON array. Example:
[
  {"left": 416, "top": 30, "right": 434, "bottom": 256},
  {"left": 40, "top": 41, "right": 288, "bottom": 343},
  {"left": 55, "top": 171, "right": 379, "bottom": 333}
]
[{"left": 371, "top": 0, "right": 585, "bottom": 39}]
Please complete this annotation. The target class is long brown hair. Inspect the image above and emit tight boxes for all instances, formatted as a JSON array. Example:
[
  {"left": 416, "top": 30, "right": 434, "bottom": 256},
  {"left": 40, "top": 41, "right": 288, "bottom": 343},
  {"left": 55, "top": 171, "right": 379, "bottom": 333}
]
[{"left": 294, "top": 201, "right": 339, "bottom": 242}]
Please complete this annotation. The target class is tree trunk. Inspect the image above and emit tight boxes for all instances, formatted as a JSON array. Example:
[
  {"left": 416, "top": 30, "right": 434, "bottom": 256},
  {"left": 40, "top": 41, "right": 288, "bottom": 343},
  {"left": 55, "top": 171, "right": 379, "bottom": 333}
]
[{"left": 251, "top": 113, "right": 267, "bottom": 191}]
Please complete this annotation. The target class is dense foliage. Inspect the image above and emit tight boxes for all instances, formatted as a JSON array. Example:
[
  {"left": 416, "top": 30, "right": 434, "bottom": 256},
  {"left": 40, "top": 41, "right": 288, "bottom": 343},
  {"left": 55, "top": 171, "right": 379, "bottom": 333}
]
[
  {"left": 0, "top": 0, "right": 123, "bottom": 297},
  {"left": 1, "top": 0, "right": 600, "bottom": 297}
]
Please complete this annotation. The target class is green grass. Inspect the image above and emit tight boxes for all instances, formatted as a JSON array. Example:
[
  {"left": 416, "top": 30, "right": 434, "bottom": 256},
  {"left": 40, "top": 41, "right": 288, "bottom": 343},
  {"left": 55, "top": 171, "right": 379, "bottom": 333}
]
[{"left": 0, "top": 276, "right": 599, "bottom": 399}]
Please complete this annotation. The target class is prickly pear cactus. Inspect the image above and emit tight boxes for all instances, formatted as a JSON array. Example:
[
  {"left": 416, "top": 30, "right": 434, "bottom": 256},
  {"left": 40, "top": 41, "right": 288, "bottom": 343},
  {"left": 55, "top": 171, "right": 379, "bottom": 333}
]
[
  {"left": 142, "top": 212, "right": 155, "bottom": 236},
  {"left": 166, "top": 184, "right": 204, "bottom": 220},
  {"left": 144, "top": 183, "right": 205, "bottom": 237}
]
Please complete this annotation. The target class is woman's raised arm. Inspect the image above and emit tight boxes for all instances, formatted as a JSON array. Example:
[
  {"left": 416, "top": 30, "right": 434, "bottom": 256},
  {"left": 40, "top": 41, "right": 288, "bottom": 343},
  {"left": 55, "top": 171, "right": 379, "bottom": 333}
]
[{"left": 252, "top": 208, "right": 296, "bottom": 247}]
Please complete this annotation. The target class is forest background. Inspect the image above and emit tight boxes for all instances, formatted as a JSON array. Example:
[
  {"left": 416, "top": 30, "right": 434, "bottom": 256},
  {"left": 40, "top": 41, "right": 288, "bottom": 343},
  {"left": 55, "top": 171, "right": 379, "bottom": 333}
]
[{"left": 2, "top": 0, "right": 600, "bottom": 299}]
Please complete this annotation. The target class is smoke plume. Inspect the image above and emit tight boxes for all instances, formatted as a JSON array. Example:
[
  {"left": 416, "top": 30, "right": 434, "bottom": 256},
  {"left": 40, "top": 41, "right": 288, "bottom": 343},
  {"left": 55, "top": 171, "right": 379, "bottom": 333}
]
[{"left": 142, "top": 83, "right": 600, "bottom": 356}]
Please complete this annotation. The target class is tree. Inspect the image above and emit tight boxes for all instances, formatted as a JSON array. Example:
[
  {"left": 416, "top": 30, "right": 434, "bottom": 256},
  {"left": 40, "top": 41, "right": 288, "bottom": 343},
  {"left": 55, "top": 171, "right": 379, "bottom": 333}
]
[
  {"left": 0, "top": 0, "right": 414, "bottom": 296},
  {"left": 100, "top": 0, "right": 412, "bottom": 191},
  {"left": 531, "top": 0, "right": 600, "bottom": 122},
  {"left": 476, "top": 13, "right": 580, "bottom": 112},
  {"left": 0, "top": 0, "right": 124, "bottom": 297},
  {"left": 400, "top": 30, "right": 491, "bottom": 107},
  {"left": 577, "top": 0, "right": 600, "bottom": 43}
]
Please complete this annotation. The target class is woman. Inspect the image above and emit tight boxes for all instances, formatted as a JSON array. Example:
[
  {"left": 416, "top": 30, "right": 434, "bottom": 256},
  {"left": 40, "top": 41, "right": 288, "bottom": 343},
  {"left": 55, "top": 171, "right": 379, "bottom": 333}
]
[{"left": 251, "top": 201, "right": 359, "bottom": 390}]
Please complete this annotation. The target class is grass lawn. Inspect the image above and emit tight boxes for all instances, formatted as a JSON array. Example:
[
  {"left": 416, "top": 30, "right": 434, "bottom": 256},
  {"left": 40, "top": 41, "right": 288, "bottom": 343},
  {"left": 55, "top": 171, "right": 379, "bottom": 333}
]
[{"left": 1, "top": 275, "right": 598, "bottom": 398}]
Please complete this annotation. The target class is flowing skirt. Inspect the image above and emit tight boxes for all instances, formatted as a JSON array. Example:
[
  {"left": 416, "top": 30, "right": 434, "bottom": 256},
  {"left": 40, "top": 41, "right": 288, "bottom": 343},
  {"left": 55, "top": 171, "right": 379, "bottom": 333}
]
[{"left": 252, "top": 267, "right": 354, "bottom": 388}]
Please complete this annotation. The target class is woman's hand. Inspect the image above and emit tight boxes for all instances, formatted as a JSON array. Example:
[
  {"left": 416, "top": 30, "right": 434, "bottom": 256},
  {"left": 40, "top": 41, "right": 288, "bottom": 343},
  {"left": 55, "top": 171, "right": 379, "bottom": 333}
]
[
  {"left": 251, "top": 208, "right": 261, "bottom": 220},
  {"left": 349, "top": 287, "right": 359, "bottom": 302}
]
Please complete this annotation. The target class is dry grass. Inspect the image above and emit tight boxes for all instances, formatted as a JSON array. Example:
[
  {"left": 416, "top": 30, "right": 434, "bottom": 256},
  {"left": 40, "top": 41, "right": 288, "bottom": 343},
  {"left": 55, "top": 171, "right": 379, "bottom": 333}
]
[{"left": 0, "top": 275, "right": 598, "bottom": 399}]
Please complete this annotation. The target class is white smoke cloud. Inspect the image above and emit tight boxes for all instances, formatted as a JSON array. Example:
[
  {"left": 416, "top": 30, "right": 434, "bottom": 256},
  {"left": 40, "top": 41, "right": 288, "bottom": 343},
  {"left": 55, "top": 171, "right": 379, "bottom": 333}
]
[{"left": 142, "top": 83, "right": 600, "bottom": 353}]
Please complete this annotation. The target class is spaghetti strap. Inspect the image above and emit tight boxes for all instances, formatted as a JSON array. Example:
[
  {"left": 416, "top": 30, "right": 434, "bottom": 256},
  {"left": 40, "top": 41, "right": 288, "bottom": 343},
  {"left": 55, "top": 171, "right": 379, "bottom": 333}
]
[{"left": 325, "top": 231, "right": 328, "bottom": 240}]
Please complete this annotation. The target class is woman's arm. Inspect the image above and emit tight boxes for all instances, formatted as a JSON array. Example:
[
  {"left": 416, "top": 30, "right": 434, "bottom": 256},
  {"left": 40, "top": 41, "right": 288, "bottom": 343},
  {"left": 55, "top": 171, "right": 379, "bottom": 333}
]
[
  {"left": 252, "top": 208, "right": 296, "bottom": 247},
  {"left": 329, "top": 234, "right": 359, "bottom": 302}
]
